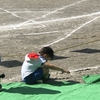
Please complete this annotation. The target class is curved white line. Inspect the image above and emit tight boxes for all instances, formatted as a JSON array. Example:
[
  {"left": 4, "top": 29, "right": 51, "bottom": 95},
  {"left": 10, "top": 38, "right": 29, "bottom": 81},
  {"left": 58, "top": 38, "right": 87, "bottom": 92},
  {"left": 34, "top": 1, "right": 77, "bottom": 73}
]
[
  {"left": 36, "top": 0, "right": 87, "bottom": 19},
  {"left": 0, "top": 12, "right": 100, "bottom": 31},
  {"left": 15, "top": 0, "right": 87, "bottom": 28},
  {"left": 35, "top": 11, "right": 100, "bottom": 24},
  {"left": 11, "top": 11, "right": 100, "bottom": 29},
  {"left": 43, "top": 16, "right": 100, "bottom": 46}
]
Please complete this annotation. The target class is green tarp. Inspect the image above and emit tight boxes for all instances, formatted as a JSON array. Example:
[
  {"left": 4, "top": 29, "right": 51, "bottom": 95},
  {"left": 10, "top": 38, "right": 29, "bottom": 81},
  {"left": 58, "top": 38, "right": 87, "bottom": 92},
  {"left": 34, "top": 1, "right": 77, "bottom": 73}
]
[
  {"left": 1, "top": 74, "right": 100, "bottom": 100},
  {"left": 82, "top": 74, "right": 100, "bottom": 84}
]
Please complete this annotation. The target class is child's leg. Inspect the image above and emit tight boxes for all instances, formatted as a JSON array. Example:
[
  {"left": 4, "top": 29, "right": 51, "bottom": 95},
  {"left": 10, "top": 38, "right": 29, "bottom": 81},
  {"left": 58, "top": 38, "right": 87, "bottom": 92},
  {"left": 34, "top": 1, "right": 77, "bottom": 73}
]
[
  {"left": 42, "top": 67, "right": 50, "bottom": 79},
  {"left": 24, "top": 68, "right": 43, "bottom": 84}
]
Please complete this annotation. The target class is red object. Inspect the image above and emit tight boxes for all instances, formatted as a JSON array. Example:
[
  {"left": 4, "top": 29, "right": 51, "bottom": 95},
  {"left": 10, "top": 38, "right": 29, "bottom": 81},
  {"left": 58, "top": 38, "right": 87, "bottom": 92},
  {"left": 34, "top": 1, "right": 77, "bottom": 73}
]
[{"left": 28, "top": 52, "right": 39, "bottom": 59}]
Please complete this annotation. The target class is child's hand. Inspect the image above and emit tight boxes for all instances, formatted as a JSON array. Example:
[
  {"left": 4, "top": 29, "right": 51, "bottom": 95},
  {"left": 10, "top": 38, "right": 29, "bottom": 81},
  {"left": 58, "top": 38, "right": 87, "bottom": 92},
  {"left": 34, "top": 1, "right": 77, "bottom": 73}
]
[
  {"left": 66, "top": 70, "right": 70, "bottom": 74},
  {"left": 62, "top": 69, "right": 70, "bottom": 74}
]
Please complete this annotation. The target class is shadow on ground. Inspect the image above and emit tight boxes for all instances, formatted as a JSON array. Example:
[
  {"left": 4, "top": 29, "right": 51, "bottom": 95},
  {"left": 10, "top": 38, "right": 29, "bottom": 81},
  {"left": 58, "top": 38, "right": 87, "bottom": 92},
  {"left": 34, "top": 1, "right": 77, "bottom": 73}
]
[
  {"left": 47, "top": 78, "right": 80, "bottom": 86},
  {"left": 71, "top": 48, "right": 100, "bottom": 54},
  {"left": 53, "top": 55, "right": 69, "bottom": 60},
  {"left": 0, "top": 60, "right": 22, "bottom": 67}
]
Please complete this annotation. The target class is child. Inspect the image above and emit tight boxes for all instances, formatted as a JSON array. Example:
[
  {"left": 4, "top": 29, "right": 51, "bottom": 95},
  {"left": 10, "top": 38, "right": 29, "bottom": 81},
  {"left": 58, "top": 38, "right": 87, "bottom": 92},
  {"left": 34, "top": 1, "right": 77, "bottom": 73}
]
[{"left": 21, "top": 46, "right": 70, "bottom": 84}]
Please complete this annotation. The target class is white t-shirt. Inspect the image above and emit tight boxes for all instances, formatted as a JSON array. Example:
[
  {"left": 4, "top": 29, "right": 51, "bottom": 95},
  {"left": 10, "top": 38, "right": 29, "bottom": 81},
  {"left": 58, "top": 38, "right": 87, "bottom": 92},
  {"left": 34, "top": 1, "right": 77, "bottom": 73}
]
[{"left": 21, "top": 52, "right": 46, "bottom": 80}]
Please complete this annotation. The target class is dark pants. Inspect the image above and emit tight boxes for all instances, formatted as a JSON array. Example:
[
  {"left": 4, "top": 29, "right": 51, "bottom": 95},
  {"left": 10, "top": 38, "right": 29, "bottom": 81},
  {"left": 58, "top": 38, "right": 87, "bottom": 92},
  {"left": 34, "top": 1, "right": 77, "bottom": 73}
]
[{"left": 24, "top": 68, "right": 43, "bottom": 84}]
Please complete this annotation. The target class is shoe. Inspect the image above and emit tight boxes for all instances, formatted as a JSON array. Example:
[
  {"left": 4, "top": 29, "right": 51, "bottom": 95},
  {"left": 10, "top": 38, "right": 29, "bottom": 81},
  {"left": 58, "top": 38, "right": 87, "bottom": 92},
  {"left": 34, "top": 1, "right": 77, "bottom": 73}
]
[{"left": 0, "top": 74, "right": 5, "bottom": 78}]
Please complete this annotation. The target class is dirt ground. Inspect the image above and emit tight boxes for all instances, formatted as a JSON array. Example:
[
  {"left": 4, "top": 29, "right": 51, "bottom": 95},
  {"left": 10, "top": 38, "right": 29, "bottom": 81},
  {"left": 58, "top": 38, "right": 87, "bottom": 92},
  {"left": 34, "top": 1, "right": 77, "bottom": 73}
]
[{"left": 0, "top": 0, "right": 100, "bottom": 83}]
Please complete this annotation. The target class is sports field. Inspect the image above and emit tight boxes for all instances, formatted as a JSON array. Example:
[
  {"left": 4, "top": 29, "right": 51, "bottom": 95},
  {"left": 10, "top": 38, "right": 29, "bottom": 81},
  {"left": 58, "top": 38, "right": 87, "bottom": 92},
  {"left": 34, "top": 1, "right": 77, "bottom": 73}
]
[{"left": 0, "top": 0, "right": 100, "bottom": 83}]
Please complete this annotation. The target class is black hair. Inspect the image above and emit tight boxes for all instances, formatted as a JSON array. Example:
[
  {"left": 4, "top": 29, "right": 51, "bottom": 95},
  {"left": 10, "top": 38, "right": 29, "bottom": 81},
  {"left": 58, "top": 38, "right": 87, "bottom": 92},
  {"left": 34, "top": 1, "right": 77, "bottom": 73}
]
[{"left": 39, "top": 46, "right": 54, "bottom": 60}]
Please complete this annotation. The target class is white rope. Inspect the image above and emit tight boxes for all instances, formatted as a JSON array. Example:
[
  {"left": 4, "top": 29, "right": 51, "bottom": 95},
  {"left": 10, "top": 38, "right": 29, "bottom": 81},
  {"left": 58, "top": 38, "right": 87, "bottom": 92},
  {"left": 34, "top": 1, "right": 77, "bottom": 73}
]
[{"left": 70, "top": 65, "right": 100, "bottom": 72}]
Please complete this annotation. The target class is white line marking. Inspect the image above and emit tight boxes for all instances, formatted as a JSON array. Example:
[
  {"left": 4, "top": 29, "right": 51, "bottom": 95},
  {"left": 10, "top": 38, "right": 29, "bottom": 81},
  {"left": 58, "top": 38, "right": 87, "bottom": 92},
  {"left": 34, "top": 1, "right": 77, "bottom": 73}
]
[
  {"left": 13, "top": 11, "right": 100, "bottom": 29},
  {"left": 0, "top": 7, "right": 21, "bottom": 18},
  {"left": 0, "top": 31, "right": 59, "bottom": 38},
  {"left": 70, "top": 65, "right": 100, "bottom": 72},
  {"left": 2, "top": 65, "right": 100, "bottom": 83},
  {"left": 23, "top": 31, "right": 59, "bottom": 35},
  {"left": 14, "top": 0, "right": 87, "bottom": 29},
  {"left": 0, "top": 10, "right": 34, "bottom": 14},
  {"left": 43, "top": 16, "right": 100, "bottom": 46},
  {"left": 35, "top": 11, "right": 100, "bottom": 24},
  {"left": 15, "top": 20, "right": 46, "bottom": 28},
  {"left": 0, "top": 11, "right": 100, "bottom": 31},
  {"left": 0, "top": 22, "right": 45, "bottom": 31},
  {"left": 36, "top": 0, "right": 87, "bottom": 19}
]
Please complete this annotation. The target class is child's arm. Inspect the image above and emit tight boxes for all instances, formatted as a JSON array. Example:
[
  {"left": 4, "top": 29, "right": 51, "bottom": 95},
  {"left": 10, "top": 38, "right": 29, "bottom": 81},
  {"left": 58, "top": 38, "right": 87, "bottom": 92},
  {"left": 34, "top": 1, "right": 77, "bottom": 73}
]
[{"left": 44, "top": 62, "right": 70, "bottom": 74}]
